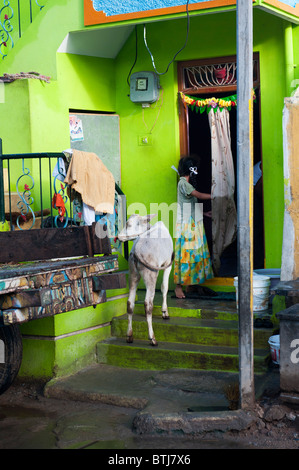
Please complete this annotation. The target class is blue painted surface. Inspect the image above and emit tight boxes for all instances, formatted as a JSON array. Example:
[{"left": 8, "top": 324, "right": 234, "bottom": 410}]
[
  {"left": 281, "top": 0, "right": 299, "bottom": 7},
  {"left": 91, "top": 0, "right": 299, "bottom": 17}
]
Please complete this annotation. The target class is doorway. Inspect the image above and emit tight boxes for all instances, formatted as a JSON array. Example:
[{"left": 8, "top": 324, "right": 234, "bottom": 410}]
[
  {"left": 178, "top": 55, "right": 264, "bottom": 277},
  {"left": 69, "top": 110, "right": 121, "bottom": 185}
]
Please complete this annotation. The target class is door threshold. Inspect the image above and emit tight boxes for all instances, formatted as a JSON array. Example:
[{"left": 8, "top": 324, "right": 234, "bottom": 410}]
[{"left": 203, "top": 277, "right": 234, "bottom": 289}]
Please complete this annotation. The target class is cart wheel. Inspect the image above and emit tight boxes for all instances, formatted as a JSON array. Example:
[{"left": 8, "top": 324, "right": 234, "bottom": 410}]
[{"left": 0, "top": 324, "right": 23, "bottom": 395}]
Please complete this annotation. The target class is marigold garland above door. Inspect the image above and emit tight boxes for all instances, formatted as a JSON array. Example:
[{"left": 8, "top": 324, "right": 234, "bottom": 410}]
[
  {"left": 179, "top": 91, "right": 237, "bottom": 114},
  {"left": 180, "top": 91, "right": 256, "bottom": 114}
]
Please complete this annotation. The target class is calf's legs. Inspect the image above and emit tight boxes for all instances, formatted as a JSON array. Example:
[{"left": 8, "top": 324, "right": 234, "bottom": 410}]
[
  {"left": 126, "top": 257, "right": 171, "bottom": 347},
  {"left": 126, "top": 258, "right": 140, "bottom": 343},
  {"left": 161, "top": 265, "right": 171, "bottom": 320},
  {"left": 143, "top": 268, "right": 159, "bottom": 346}
]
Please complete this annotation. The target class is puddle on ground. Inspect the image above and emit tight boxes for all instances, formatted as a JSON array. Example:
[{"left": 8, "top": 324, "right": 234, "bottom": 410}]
[
  {"left": 0, "top": 404, "right": 54, "bottom": 420},
  {"left": 187, "top": 405, "right": 229, "bottom": 412}
]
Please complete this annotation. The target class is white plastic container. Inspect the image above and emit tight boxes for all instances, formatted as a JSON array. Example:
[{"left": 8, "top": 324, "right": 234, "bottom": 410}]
[
  {"left": 268, "top": 335, "right": 280, "bottom": 365},
  {"left": 254, "top": 268, "right": 281, "bottom": 291},
  {"left": 234, "top": 273, "right": 271, "bottom": 311}
]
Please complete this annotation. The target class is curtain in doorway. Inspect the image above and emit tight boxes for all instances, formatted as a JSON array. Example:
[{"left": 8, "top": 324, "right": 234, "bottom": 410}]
[{"left": 208, "top": 108, "right": 237, "bottom": 275}]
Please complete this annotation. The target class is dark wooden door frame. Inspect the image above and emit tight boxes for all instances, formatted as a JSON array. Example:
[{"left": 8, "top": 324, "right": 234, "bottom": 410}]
[
  {"left": 177, "top": 52, "right": 265, "bottom": 271},
  {"left": 177, "top": 53, "right": 261, "bottom": 156}
]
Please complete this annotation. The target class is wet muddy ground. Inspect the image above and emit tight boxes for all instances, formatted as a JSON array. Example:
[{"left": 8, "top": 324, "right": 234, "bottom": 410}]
[{"left": 0, "top": 377, "right": 298, "bottom": 450}]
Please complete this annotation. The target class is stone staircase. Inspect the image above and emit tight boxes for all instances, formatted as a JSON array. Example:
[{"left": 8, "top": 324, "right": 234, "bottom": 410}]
[{"left": 96, "top": 293, "right": 272, "bottom": 374}]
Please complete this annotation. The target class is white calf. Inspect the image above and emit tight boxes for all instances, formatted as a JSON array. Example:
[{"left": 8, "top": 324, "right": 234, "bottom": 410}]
[{"left": 118, "top": 214, "right": 174, "bottom": 346}]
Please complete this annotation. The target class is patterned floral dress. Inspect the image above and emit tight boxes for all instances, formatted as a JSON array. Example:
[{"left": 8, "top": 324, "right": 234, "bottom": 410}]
[{"left": 174, "top": 177, "right": 214, "bottom": 286}]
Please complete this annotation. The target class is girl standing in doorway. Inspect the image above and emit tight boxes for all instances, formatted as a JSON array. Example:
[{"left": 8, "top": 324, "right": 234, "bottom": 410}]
[{"left": 174, "top": 156, "right": 214, "bottom": 299}]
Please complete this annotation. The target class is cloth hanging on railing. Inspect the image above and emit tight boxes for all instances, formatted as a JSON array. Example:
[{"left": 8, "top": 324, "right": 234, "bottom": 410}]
[
  {"left": 52, "top": 157, "right": 67, "bottom": 182},
  {"left": 52, "top": 193, "right": 66, "bottom": 219},
  {"left": 64, "top": 149, "right": 115, "bottom": 214},
  {"left": 208, "top": 107, "right": 237, "bottom": 275}
]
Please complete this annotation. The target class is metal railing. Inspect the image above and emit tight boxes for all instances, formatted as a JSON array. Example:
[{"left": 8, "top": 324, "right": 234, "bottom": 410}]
[
  {"left": 0, "top": 138, "right": 128, "bottom": 259},
  {"left": 0, "top": 0, "right": 47, "bottom": 59}
]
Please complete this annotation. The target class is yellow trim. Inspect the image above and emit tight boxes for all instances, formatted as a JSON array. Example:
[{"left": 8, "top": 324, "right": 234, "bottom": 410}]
[
  {"left": 203, "top": 277, "right": 234, "bottom": 286},
  {"left": 262, "top": 0, "right": 299, "bottom": 17}
]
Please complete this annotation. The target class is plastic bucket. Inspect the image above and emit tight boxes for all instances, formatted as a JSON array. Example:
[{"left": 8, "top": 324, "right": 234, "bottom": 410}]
[
  {"left": 268, "top": 335, "right": 280, "bottom": 365},
  {"left": 234, "top": 273, "right": 271, "bottom": 311},
  {"left": 254, "top": 269, "right": 281, "bottom": 291}
]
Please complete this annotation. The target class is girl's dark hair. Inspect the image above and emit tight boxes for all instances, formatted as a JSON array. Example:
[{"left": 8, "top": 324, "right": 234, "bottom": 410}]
[{"left": 178, "top": 155, "right": 199, "bottom": 177}]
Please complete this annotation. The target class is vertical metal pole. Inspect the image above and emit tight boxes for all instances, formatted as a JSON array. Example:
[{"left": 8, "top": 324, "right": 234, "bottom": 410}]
[
  {"left": 29, "top": 0, "right": 33, "bottom": 24},
  {"left": 237, "top": 0, "right": 255, "bottom": 409},
  {"left": 18, "top": 0, "right": 21, "bottom": 38},
  {"left": 284, "top": 21, "right": 294, "bottom": 97}
]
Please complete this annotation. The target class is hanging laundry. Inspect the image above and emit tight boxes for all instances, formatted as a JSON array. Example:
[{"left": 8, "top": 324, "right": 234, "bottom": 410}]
[
  {"left": 64, "top": 150, "right": 115, "bottom": 214},
  {"left": 82, "top": 202, "right": 96, "bottom": 226},
  {"left": 52, "top": 193, "right": 66, "bottom": 220},
  {"left": 52, "top": 157, "right": 67, "bottom": 182}
]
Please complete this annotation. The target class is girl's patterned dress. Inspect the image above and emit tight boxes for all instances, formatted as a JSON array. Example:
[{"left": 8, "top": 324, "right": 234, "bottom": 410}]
[{"left": 174, "top": 177, "right": 214, "bottom": 286}]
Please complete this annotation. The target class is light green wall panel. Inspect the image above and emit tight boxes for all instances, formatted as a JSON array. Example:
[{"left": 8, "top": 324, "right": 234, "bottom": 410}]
[
  {"left": 54, "top": 325, "right": 111, "bottom": 377},
  {"left": 19, "top": 325, "right": 111, "bottom": 379},
  {"left": 19, "top": 295, "right": 128, "bottom": 379},
  {"left": 19, "top": 338, "right": 56, "bottom": 378},
  {"left": 56, "top": 53, "right": 116, "bottom": 113},
  {"left": 25, "top": 53, "right": 116, "bottom": 155},
  {"left": 0, "top": 0, "right": 84, "bottom": 79},
  {"left": 0, "top": 80, "right": 31, "bottom": 154}
]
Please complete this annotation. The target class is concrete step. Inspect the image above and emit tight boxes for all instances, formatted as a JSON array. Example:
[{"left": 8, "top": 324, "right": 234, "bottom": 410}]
[
  {"left": 44, "top": 363, "right": 280, "bottom": 417},
  {"left": 133, "top": 301, "right": 239, "bottom": 321},
  {"left": 111, "top": 314, "right": 271, "bottom": 349},
  {"left": 96, "top": 337, "right": 270, "bottom": 373}
]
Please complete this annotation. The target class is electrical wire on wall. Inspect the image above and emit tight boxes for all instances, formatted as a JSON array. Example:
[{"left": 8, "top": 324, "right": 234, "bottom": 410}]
[
  {"left": 126, "top": 2, "right": 190, "bottom": 135},
  {"left": 142, "top": 88, "right": 164, "bottom": 134},
  {"left": 143, "top": 0, "right": 190, "bottom": 76},
  {"left": 127, "top": 25, "right": 138, "bottom": 86},
  {"left": 127, "top": 1, "right": 190, "bottom": 85}
]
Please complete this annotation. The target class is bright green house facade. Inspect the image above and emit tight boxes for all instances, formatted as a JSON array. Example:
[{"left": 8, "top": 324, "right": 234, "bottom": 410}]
[{"left": 0, "top": 0, "right": 298, "bottom": 379}]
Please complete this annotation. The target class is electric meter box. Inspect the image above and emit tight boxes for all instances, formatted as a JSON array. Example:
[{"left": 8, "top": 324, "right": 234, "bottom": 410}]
[{"left": 130, "top": 71, "right": 160, "bottom": 104}]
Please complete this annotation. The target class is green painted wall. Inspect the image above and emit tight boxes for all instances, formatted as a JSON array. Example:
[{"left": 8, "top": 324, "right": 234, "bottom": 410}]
[
  {"left": 0, "top": 3, "right": 288, "bottom": 271},
  {"left": 254, "top": 11, "right": 286, "bottom": 269},
  {"left": 2, "top": 0, "right": 50, "bottom": 59},
  {"left": 19, "top": 294, "right": 129, "bottom": 379},
  {"left": 0, "top": 1, "right": 126, "bottom": 380},
  {"left": 0, "top": 1, "right": 294, "bottom": 377},
  {"left": 1, "top": 0, "right": 84, "bottom": 79},
  {"left": 26, "top": 53, "right": 116, "bottom": 210},
  {"left": 25, "top": 53, "right": 116, "bottom": 154},
  {"left": 1, "top": 56, "right": 116, "bottom": 203},
  {"left": 0, "top": 80, "right": 31, "bottom": 154},
  {"left": 116, "top": 10, "right": 286, "bottom": 273},
  {"left": 291, "top": 23, "right": 299, "bottom": 85}
]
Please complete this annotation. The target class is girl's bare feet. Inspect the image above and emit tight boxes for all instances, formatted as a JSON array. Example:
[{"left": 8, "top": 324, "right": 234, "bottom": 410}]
[{"left": 175, "top": 285, "right": 185, "bottom": 299}]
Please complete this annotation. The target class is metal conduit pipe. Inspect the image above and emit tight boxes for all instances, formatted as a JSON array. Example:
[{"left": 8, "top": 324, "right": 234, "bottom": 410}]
[{"left": 284, "top": 21, "right": 295, "bottom": 97}]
